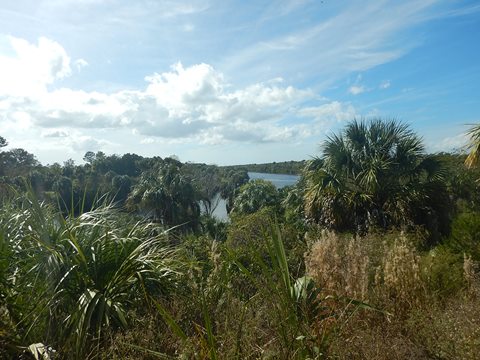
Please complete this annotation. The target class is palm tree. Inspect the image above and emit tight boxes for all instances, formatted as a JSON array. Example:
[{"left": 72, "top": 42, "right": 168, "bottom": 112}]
[
  {"left": 231, "top": 179, "right": 279, "bottom": 215},
  {"left": 128, "top": 161, "right": 200, "bottom": 230},
  {"left": 304, "top": 119, "right": 451, "bottom": 239},
  {"left": 465, "top": 123, "right": 480, "bottom": 169}
]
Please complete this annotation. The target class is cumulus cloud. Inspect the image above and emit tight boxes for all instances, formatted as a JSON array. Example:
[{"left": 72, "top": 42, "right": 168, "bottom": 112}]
[
  {"left": 0, "top": 36, "right": 72, "bottom": 97},
  {"left": 348, "top": 85, "right": 366, "bottom": 95},
  {"left": 0, "top": 36, "right": 359, "bottom": 147},
  {"left": 430, "top": 133, "right": 468, "bottom": 153},
  {"left": 67, "top": 135, "right": 109, "bottom": 152}
]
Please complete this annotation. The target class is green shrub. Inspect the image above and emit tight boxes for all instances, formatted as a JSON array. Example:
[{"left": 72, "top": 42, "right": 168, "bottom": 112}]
[
  {"left": 446, "top": 212, "right": 480, "bottom": 261},
  {"left": 421, "top": 246, "right": 465, "bottom": 299}
]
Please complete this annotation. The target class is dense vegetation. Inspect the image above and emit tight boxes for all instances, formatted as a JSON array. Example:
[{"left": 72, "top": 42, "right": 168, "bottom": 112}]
[
  {"left": 0, "top": 120, "right": 479, "bottom": 359},
  {"left": 223, "top": 160, "right": 306, "bottom": 175}
]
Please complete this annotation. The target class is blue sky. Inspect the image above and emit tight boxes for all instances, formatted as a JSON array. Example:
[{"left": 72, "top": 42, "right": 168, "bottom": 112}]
[{"left": 0, "top": 0, "right": 479, "bottom": 165}]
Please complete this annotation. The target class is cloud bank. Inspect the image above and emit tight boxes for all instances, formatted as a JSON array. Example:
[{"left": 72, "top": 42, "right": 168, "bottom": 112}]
[{"left": 0, "top": 36, "right": 355, "bottom": 151}]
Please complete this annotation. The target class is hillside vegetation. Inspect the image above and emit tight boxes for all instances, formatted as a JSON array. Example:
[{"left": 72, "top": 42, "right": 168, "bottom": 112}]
[{"left": 1, "top": 119, "right": 480, "bottom": 359}]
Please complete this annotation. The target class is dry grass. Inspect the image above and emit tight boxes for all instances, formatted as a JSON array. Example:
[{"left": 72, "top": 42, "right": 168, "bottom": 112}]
[
  {"left": 305, "top": 230, "right": 425, "bottom": 312},
  {"left": 305, "top": 230, "right": 480, "bottom": 359},
  {"left": 407, "top": 291, "right": 480, "bottom": 360},
  {"left": 305, "top": 231, "right": 370, "bottom": 301}
]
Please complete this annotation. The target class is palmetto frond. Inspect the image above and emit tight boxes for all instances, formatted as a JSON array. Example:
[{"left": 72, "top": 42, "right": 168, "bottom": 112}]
[
  {"left": 0, "top": 192, "right": 183, "bottom": 359},
  {"left": 465, "top": 123, "right": 480, "bottom": 169},
  {"left": 304, "top": 119, "right": 451, "bottom": 236}
]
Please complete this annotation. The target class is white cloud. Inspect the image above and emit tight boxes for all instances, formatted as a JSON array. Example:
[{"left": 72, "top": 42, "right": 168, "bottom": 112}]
[
  {"left": 0, "top": 37, "right": 329, "bottom": 146},
  {"left": 298, "top": 101, "right": 357, "bottom": 123},
  {"left": 67, "top": 135, "right": 109, "bottom": 152},
  {"left": 140, "top": 137, "right": 155, "bottom": 144},
  {"left": 42, "top": 130, "right": 69, "bottom": 138},
  {"left": 348, "top": 85, "right": 366, "bottom": 95},
  {"left": 429, "top": 133, "right": 468, "bottom": 153},
  {"left": 222, "top": 1, "right": 442, "bottom": 85},
  {"left": 379, "top": 80, "right": 391, "bottom": 89},
  {"left": 0, "top": 35, "right": 371, "bottom": 160},
  {"left": 75, "top": 58, "right": 89, "bottom": 71},
  {"left": 0, "top": 36, "right": 72, "bottom": 97}
]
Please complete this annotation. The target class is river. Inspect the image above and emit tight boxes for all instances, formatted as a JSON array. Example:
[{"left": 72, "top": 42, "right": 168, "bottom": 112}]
[{"left": 209, "top": 172, "right": 300, "bottom": 220}]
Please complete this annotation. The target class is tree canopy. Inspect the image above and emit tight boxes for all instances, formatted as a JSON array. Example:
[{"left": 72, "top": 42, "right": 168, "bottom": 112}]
[{"left": 304, "top": 119, "right": 451, "bottom": 240}]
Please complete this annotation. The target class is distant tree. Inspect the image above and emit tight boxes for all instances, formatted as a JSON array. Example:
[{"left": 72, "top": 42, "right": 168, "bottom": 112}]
[
  {"left": 111, "top": 175, "right": 132, "bottom": 205},
  {"left": 231, "top": 179, "right": 279, "bottom": 215},
  {"left": 128, "top": 162, "right": 200, "bottom": 231},
  {"left": 0, "top": 136, "right": 7, "bottom": 149},
  {"left": 0, "top": 148, "right": 39, "bottom": 177},
  {"left": 186, "top": 164, "right": 222, "bottom": 216},
  {"left": 53, "top": 176, "right": 74, "bottom": 210},
  {"left": 221, "top": 170, "right": 249, "bottom": 213},
  {"left": 435, "top": 152, "right": 480, "bottom": 211},
  {"left": 119, "top": 153, "right": 143, "bottom": 177},
  {"left": 62, "top": 159, "right": 76, "bottom": 177},
  {"left": 280, "top": 182, "right": 306, "bottom": 227},
  {"left": 83, "top": 151, "right": 96, "bottom": 164}
]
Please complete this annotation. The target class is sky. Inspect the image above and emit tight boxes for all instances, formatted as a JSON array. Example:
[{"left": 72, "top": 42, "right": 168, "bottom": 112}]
[{"left": 0, "top": 0, "right": 479, "bottom": 165}]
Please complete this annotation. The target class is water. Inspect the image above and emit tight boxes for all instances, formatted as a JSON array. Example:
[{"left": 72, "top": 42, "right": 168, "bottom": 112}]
[
  {"left": 210, "top": 172, "right": 300, "bottom": 220},
  {"left": 248, "top": 172, "right": 300, "bottom": 189}
]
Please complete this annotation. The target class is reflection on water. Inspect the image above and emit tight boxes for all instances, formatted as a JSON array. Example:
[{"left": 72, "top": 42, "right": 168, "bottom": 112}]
[{"left": 209, "top": 172, "right": 300, "bottom": 220}]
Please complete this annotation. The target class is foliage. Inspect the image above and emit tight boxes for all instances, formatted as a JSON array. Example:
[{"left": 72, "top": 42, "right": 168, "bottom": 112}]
[
  {"left": 421, "top": 246, "right": 465, "bottom": 299},
  {"left": 0, "top": 136, "right": 7, "bottom": 149},
  {"left": 304, "top": 119, "right": 452, "bottom": 242},
  {"left": 1, "top": 132, "right": 480, "bottom": 358},
  {"left": 0, "top": 192, "right": 183, "bottom": 359},
  {"left": 465, "top": 123, "right": 480, "bottom": 169},
  {"left": 127, "top": 159, "right": 200, "bottom": 231},
  {"left": 231, "top": 178, "right": 279, "bottom": 215},
  {"left": 184, "top": 163, "right": 223, "bottom": 217},
  {"left": 222, "top": 160, "right": 306, "bottom": 175},
  {"left": 219, "top": 169, "right": 249, "bottom": 214},
  {"left": 0, "top": 147, "right": 39, "bottom": 177},
  {"left": 435, "top": 152, "right": 480, "bottom": 211},
  {"left": 407, "top": 295, "right": 480, "bottom": 360},
  {"left": 446, "top": 211, "right": 480, "bottom": 261}
]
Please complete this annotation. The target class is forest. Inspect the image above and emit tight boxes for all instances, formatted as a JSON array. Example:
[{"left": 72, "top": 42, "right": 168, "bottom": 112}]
[{"left": 1, "top": 119, "right": 480, "bottom": 359}]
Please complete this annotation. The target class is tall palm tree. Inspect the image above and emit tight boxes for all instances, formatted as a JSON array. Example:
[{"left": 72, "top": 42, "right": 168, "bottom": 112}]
[
  {"left": 304, "top": 119, "right": 450, "bottom": 238},
  {"left": 465, "top": 123, "right": 480, "bottom": 169},
  {"left": 128, "top": 161, "right": 200, "bottom": 230}
]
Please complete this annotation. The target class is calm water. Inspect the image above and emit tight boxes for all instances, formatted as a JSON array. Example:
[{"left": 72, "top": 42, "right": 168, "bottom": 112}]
[
  {"left": 248, "top": 172, "right": 300, "bottom": 189},
  {"left": 209, "top": 172, "right": 300, "bottom": 220}
]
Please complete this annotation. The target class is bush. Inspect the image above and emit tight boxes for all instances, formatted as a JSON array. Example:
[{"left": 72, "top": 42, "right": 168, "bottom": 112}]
[
  {"left": 421, "top": 246, "right": 465, "bottom": 300},
  {"left": 447, "top": 212, "right": 480, "bottom": 261}
]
